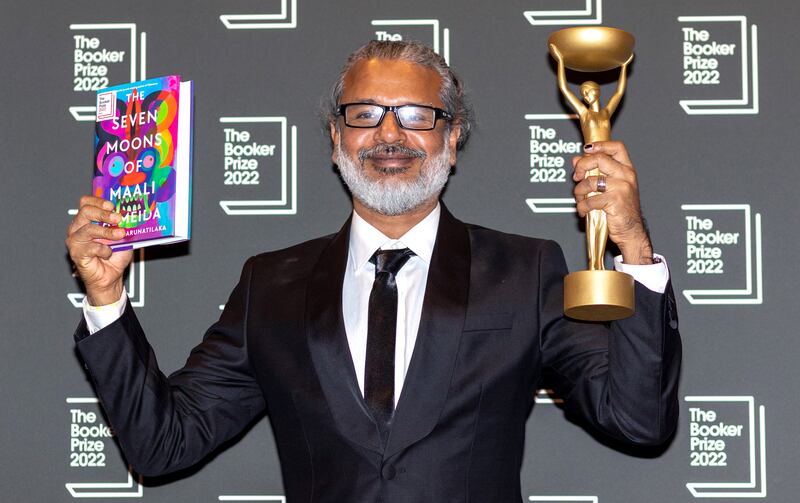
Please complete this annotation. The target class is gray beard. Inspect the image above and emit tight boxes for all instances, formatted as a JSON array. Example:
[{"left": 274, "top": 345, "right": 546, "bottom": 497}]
[{"left": 334, "top": 140, "right": 451, "bottom": 216}]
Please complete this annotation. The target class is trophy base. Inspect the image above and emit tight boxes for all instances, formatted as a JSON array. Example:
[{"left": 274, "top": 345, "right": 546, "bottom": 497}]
[{"left": 564, "top": 270, "right": 635, "bottom": 321}]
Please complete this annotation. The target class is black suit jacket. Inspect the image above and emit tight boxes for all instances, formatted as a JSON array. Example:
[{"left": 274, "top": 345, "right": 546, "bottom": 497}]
[{"left": 75, "top": 206, "right": 681, "bottom": 503}]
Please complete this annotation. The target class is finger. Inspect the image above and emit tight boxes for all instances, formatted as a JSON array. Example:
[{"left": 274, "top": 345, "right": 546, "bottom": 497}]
[
  {"left": 69, "top": 196, "right": 117, "bottom": 233},
  {"left": 572, "top": 153, "right": 628, "bottom": 182},
  {"left": 575, "top": 193, "right": 611, "bottom": 217},
  {"left": 582, "top": 141, "right": 632, "bottom": 166},
  {"left": 69, "top": 206, "right": 121, "bottom": 236},
  {"left": 78, "top": 241, "right": 115, "bottom": 262},
  {"left": 67, "top": 224, "right": 124, "bottom": 266},
  {"left": 67, "top": 233, "right": 115, "bottom": 266},
  {"left": 79, "top": 195, "right": 115, "bottom": 212},
  {"left": 73, "top": 222, "right": 126, "bottom": 244},
  {"left": 574, "top": 175, "right": 612, "bottom": 199},
  {"left": 92, "top": 241, "right": 115, "bottom": 260}
]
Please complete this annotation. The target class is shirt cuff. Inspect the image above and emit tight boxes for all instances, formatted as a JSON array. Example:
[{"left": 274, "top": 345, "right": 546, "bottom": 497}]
[
  {"left": 82, "top": 288, "right": 128, "bottom": 334},
  {"left": 613, "top": 254, "right": 669, "bottom": 294}
]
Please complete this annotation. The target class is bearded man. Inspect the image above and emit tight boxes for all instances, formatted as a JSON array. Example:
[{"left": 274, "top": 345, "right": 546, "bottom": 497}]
[{"left": 66, "top": 40, "right": 681, "bottom": 502}]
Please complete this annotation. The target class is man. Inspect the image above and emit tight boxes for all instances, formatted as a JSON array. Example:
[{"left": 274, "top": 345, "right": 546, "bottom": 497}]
[{"left": 66, "top": 41, "right": 680, "bottom": 502}]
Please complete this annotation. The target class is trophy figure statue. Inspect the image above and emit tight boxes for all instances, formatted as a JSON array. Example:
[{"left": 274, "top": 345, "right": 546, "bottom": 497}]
[{"left": 548, "top": 26, "right": 636, "bottom": 321}]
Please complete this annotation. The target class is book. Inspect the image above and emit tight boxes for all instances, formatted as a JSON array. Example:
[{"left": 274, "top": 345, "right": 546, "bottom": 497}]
[{"left": 93, "top": 75, "right": 192, "bottom": 251}]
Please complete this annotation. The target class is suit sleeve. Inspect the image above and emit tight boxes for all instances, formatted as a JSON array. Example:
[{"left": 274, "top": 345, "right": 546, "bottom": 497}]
[
  {"left": 538, "top": 240, "right": 682, "bottom": 446},
  {"left": 74, "top": 257, "right": 266, "bottom": 476}
]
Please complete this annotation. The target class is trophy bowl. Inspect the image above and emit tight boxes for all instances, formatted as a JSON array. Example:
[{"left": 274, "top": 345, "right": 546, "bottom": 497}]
[{"left": 548, "top": 27, "right": 634, "bottom": 72}]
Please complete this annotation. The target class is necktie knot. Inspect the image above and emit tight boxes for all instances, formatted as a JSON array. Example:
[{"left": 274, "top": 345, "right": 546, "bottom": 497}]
[{"left": 370, "top": 248, "right": 415, "bottom": 276}]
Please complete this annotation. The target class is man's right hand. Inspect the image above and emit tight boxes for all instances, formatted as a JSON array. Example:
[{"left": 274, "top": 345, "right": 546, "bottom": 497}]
[{"left": 66, "top": 196, "right": 133, "bottom": 306}]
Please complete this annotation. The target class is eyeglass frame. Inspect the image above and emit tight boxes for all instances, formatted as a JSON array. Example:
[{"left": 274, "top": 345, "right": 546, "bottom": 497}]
[{"left": 337, "top": 102, "right": 453, "bottom": 131}]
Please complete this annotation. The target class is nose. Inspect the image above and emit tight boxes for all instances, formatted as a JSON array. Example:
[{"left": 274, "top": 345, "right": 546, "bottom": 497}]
[{"left": 374, "top": 109, "right": 406, "bottom": 144}]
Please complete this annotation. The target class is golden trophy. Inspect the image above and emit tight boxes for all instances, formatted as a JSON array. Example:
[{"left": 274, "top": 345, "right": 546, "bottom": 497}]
[{"left": 547, "top": 26, "right": 635, "bottom": 321}]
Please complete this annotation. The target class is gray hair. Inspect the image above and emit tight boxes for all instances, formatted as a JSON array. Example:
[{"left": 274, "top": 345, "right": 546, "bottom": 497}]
[{"left": 324, "top": 40, "right": 474, "bottom": 150}]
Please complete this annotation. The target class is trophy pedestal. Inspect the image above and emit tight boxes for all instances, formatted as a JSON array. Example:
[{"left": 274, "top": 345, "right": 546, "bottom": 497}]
[{"left": 564, "top": 270, "right": 635, "bottom": 321}]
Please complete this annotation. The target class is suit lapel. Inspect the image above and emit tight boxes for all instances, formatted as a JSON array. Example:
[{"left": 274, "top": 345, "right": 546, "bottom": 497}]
[
  {"left": 306, "top": 218, "right": 383, "bottom": 455},
  {"left": 385, "top": 205, "right": 470, "bottom": 459}
]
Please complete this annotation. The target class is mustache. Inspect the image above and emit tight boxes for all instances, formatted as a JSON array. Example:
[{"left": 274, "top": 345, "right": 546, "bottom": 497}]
[{"left": 358, "top": 143, "right": 426, "bottom": 164}]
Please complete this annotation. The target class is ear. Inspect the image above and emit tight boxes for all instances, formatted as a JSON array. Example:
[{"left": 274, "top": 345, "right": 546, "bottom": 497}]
[
  {"left": 447, "top": 125, "right": 460, "bottom": 166},
  {"left": 329, "top": 121, "right": 339, "bottom": 163}
]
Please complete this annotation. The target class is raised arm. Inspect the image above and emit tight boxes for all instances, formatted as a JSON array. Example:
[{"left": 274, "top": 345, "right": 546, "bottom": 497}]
[
  {"left": 537, "top": 239, "right": 681, "bottom": 446},
  {"left": 604, "top": 54, "right": 633, "bottom": 117},
  {"left": 73, "top": 258, "right": 266, "bottom": 476},
  {"left": 550, "top": 44, "right": 586, "bottom": 115}
]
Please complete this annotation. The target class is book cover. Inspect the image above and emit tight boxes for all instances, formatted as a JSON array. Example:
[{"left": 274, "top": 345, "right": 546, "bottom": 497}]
[{"left": 93, "top": 75, "right": 192, "bottom": 251}]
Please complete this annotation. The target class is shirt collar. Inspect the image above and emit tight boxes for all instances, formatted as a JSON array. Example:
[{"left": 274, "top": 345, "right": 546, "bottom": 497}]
[{"left": 349, "top": 203, "right": 441, "bottom": 271}]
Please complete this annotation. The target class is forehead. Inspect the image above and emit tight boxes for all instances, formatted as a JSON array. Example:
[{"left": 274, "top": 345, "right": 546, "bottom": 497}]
[{"left": 340, "top": 58, "right": 444, "bottom": 107}]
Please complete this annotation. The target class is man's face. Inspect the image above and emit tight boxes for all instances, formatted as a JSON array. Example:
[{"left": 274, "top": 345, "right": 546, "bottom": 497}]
[{"left": 330, "top": 58, "right": 460, "bottom": 215}]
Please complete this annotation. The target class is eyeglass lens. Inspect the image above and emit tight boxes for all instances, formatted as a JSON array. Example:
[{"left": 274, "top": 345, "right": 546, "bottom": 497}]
[{"left": 344, "top": 104, "right": 436, "bottom": 130}]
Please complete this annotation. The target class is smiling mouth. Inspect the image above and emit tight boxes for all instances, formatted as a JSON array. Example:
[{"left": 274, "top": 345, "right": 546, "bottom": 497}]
[
  {"left": 372, "top": 163, "right": 411, "bottom": 175},
  {"left": 369, "top": 153, "right": 416, "bottom": 172},
  {"left": 360, "top": 145, "right": 424, "bottom": 174}
]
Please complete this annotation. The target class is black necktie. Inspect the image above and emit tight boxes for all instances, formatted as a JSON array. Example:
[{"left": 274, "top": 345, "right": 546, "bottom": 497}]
[{"left": 365, "top": 248, "right": 415, "bottom": 429}]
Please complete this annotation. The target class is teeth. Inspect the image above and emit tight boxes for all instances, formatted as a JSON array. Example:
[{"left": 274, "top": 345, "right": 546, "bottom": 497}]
[{"left": 115, "top": 188, "right": 151, "bottom": 214}]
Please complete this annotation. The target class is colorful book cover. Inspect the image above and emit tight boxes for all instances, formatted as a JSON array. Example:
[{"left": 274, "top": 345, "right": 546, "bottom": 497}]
[{"left": 93, "top": 75, "right": 192, "bottom": 250}]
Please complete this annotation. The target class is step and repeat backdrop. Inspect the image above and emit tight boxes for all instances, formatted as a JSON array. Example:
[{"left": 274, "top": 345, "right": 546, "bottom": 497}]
[{"left": 2, "top": 0, "right": 798, "bottom": 501}]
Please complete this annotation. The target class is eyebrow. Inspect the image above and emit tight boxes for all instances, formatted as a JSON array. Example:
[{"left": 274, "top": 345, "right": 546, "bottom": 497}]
[{"left": 346, "top": 98, "right": 437, "bottom": 107}]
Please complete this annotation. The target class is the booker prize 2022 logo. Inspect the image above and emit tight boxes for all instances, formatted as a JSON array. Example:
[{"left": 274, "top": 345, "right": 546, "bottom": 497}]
[
  {"left": 681, "top": 204, "right": 762, "bottom": 305},
  {"left": 219, "top": 0, "right": 297, "bottom": 30},
  {"left": 524, "top": 118, "right": 583, "bottom": 215},
  {"left": 521, "top": 1, "right": 601, "bottom": 215},
  {"left": 68, "top": 23, "right": 147, "bottom": 121},
  {"left": 527, "top": 391, "right": 600, "bottom": 503},
  {"left": 216, "top": 496, "right": 285, "bottom": 502},
  {"left": 685, "top": 396, "right": 767, "bottom": 498},
  {"left": 65, "top": 397, "right": 142, "bottom": 498},
  {"left": 523, "top": 0, "right": 603, "bottom": 26},
  {"left": 67, "top": 23, "right": 149, "bottom": 306},
  {"left": 219, "top": 117, "right": 298, "bottom": 215},
  {"left": 678, "top": 15, "right": 759, "bottom": 115},
  {"left": 368, "top": 18, "right": 451, "bottom": 64}
]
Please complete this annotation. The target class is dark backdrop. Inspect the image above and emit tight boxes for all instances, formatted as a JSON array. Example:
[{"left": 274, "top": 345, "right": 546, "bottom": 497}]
[{"left": 1, "top": 0, "right": 795, "bottom": 501}]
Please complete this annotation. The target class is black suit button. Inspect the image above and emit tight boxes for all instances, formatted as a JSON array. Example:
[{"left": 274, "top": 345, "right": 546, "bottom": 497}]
[{"left": 382, "top": 464, "right": 396, "bottom": 480}]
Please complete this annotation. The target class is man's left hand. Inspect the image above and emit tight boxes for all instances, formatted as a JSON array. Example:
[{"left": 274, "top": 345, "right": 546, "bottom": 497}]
[{"left": 572, "top": 141, "right": 654, "bottom": 265}]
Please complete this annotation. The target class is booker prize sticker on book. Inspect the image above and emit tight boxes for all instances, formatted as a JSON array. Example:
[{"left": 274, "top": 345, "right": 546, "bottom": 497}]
[{"left": 93, "top": 75, "right": 193, "bottom": 251}]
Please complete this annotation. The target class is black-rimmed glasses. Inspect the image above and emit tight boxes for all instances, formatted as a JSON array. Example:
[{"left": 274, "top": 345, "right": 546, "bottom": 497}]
[{"left": 338, "top": 103, "right": 453, "bottom": 130}]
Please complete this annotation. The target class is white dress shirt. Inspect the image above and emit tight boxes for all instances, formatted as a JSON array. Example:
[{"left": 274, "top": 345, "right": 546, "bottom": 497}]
[
  {"left": 343, "top": 204, "right": 439, "bottom": 405},
  {"left": 83, "top": 203, "right": 669, "bottom": 408}
]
